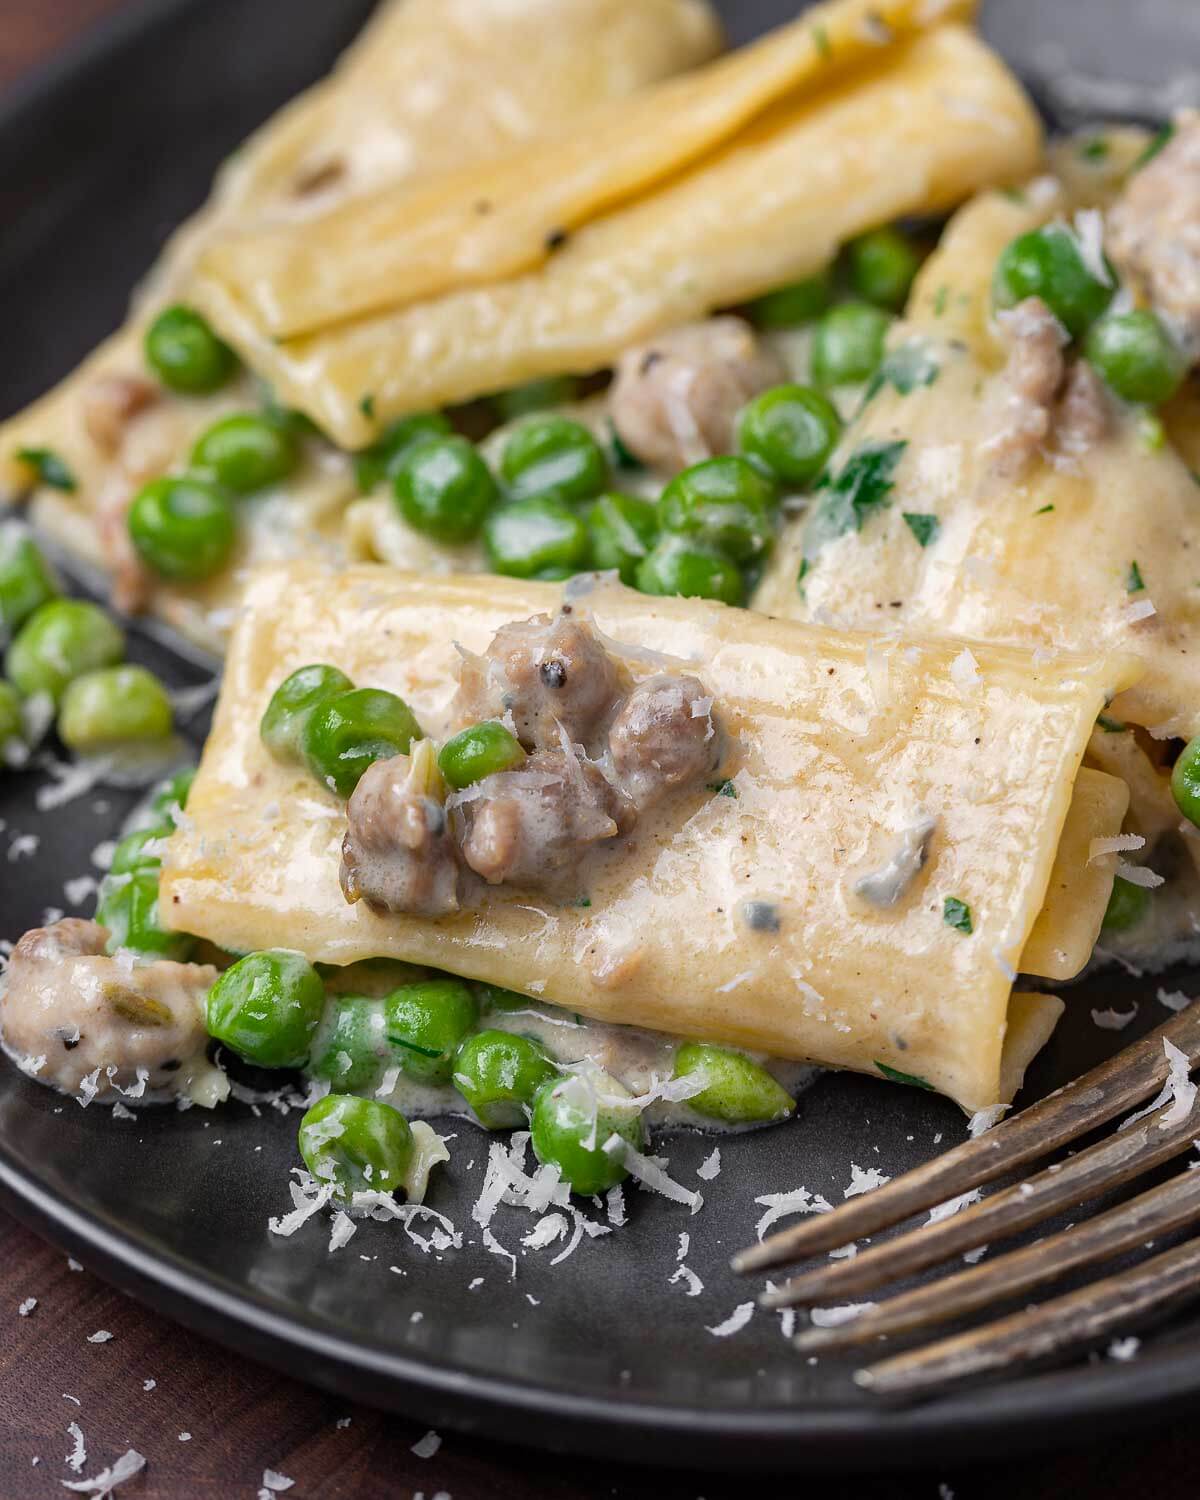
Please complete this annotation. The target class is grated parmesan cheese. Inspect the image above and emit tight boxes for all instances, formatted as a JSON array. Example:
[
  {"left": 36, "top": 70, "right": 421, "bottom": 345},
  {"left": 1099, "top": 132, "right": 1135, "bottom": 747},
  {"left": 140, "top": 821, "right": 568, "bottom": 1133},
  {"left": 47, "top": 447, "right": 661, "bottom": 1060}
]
[
  {"left": 705, "top": 1302, "right": 755, "bottom": 1338},
  {"left": 949, "top": 648, "right": 980, "bottom": 689},
  {"left": 411, "top": 1431, "right": 442, "bottom": 1460},
  {"left": 1091, "top": 1004, "right": 1138, "bottom": 1031},
  {"left": 1157, "top": 989, "right": 1192, "bottom": 1013},
  {"left": 1120, "top": 1038, "right": 1197, "bottom": 1132},
  {"left": 1113, "top": 859, "right": 1164, "bottom": 889},
  {"left": 810, "top": 1302, "right": 877, "bottom": 1328},
  {"left": 696, "top": 1148, "right": 721, "bottom": 1181},
  {"left": 753, "top": 1186, "right": 833, "bottom": 1240},
  {"left": 1087, "top": 833, "right": 1146, "bottom": 863},
  {"left": 669, "top": 1265, "right": 704, "bottom": 1298},
  {"left": 844, "top": 1164, "right": 891, "bottom": 1199},
  {"left": 60, "top": 1448, "right": 145, "bottom": 1495}
]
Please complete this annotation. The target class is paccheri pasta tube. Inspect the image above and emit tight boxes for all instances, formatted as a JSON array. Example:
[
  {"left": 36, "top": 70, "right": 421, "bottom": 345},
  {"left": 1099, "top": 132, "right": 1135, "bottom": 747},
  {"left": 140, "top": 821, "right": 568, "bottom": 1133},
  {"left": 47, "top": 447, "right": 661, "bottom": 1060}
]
[{"left": 161, "top": 563, "right": 1136, "bottom": 1111}]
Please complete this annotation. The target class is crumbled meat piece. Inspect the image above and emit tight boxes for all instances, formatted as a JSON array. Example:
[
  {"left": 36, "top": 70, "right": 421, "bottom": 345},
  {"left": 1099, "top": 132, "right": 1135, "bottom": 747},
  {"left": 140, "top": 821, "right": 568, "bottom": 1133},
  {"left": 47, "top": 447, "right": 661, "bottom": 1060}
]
[
  {"left": 0, "top": 919, "right": 216, "bottom": 1099},
  {"left": 1108, "top": 113, "right": 1200, "bottom": 358},
  {"left": 607, "top": 674, "right": 721, "bottom": 809},
  {"left": 1056, "top": 358, "right": 1110, "bottom": 453},
  {"left": 341, "top": 753, "right": 460, "bottom": 916},
  {"left": 456, "top": 611, "right": 621, "bottom": 752},
  {"left": 458, "top": 749, "right": 635, "bottom": 892},
  {"left": 82, "top": 374, "right": 158, "bottom": 455},
  {"left": 608, "top": 316, "right": 786, "bottom": 472},
  {"left": 985, "top": 297, "right": 1067, "bottom": 478}
]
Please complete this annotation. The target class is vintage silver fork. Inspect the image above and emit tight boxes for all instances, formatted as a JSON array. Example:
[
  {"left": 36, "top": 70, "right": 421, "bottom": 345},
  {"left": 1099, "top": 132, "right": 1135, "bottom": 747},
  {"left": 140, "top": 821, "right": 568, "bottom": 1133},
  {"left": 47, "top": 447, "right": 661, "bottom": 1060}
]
[{"left": 732, "top": 1004, "right": 1200, "bottom": 1398}]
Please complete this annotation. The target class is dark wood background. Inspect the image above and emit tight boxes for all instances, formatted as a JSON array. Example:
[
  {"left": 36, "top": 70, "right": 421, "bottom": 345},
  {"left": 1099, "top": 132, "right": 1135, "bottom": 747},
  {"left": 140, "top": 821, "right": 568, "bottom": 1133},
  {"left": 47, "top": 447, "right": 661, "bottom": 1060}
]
[{"left": 1, "top": 3, "right": 1198, "bottom": 1495}]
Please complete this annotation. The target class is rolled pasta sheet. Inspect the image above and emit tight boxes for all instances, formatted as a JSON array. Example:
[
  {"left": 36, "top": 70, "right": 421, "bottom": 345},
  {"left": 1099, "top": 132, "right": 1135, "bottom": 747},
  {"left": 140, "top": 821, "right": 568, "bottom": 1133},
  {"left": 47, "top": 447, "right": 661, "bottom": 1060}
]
[
  {"left": 191, "top": 25, "right": 1042, "bottom": 449},
  {"left": 161, "top": 564, "right": 1138, "bottom": 1111},
  {"left": 755, "top": 131, "right": 1200, "bottom": 740},
  {"left": 0, "top": 0, "right": 721, "bottom": 649}
]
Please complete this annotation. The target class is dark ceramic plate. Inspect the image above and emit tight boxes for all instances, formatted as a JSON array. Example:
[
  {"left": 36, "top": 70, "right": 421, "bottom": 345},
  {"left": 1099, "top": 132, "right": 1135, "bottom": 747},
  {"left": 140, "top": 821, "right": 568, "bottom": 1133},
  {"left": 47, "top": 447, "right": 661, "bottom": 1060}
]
[{"left": 2, "top": 0, "right": 1199, "bottom": 1472}]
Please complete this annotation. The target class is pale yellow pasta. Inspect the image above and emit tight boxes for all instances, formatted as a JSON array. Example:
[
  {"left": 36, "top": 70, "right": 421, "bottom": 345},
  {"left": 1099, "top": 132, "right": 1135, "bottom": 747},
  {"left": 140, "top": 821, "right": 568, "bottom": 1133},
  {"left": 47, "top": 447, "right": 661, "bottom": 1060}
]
[
  {"left": 162, "top": 564, "right": 1136, "bottom": 1111},
  {"left": 192, "top": 25, "right": 1041, "bottom": 450}
]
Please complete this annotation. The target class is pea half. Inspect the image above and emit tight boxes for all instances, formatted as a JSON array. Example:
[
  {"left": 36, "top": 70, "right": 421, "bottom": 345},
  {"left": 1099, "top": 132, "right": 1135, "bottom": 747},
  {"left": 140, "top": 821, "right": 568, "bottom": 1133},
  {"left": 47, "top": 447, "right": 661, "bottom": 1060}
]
[
  {"left": 1100, "top": 875, "right": 1150, "bottom": 933},
  {"left": 0, "top": 530, "right": 58, "bottom": 639},
  {"left": 658, "top": 456, "right": 775, "bottom": 563},
  {"left": 992, "top": 224, "right": 1114, "bottom": 339},
  {"left": 190, "top": 413, "right": 298, "bottom": 494},
  {"left": 128, "top": 476, "right": 236, "bottom": 581},
  {"left": 747, "top": 269, "right": 834, "bottom": 329},
  {"left": 499, "top": 415, "right": 607, "bottom": 507},
  {"left": 393, "top": 434, "right": 497, "bottom": 543},
  {"left": 1084, "top": 310, "right": 1186, "bottom": 406},
  {"left": 586, "top": 492, "right": 659, "bottom": 585},
  {"left": 529, "top": 1073, "right": 644, "bottom": 1196},
  {"left": 301, "top": 686, "right": 421, "bottom": 798},
  {"left": 260, "top": 663, "right": 355, "bottom": 764},
  {"left": 635, "top": 535, "right": 743, "bottom": 605},
  {"left": 205, "top": 948, "right": 326, "bottom": 1068},
  {"left": 6, "top": 598, "right": 124, "bottom": 704},
  {"left": 1172, "top": 735, "right": 1200, "bottom": 830},
  {"left": 96, "top": 870, "right": 194, "bottom": 962},
  {"left": 299, "top": 1093, "right": 413, "bottom": 1201},
  {"left": 58, "top": 665, "right": 173, "bottom": 751},
  {"left": 437, "top": 721, "right": 526, "bottom": 789},
  {"left": 483, "top": 495, "right": 589, "bottom": 579},
  {"left": 453, "top": 1030, "right": 557, "bottom": 1128},
  {"left": 736, "top": 384, "right": 841, "bottom": 488},
  {"left": 846, "top": 227, "right": 921, "bottom": 311},
  {"left": 144, "top": 305, "right": 236, "bottom": 393},
  {"left": 673, "top": 1042, "right": 795, "bottom": 1124},
  {"left": 811, "top": 301, "right": 891, "bottom": 387},
  {"left": 384, "top": 978, "right": 479, "bottom": 1085}
]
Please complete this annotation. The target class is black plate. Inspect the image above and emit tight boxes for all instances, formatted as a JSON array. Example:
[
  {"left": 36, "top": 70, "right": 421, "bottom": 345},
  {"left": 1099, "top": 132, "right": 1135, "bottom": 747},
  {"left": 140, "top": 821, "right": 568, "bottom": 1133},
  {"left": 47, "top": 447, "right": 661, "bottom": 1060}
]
[{"left": 2, "top": 0, "right": 1199, "bottom": 1473}]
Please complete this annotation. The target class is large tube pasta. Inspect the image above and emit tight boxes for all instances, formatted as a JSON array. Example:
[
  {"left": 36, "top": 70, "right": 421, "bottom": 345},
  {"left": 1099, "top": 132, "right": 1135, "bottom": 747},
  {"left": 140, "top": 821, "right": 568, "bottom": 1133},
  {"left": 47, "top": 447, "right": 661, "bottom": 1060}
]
[
  {"left": 0, "top": 0, "right": 721, "bottom": 650},
  {"left": 192, "top": 25, "right": 1041, "bottom": 450},
  {"left": 161, "top": 563, "right": 1136, "bottom": 1111},
  {"left": 199, "top": 0, "right": 975, "bottom": 339},
  {"left": 755, "top": 133, "right": 1200, "bottom": 742}
]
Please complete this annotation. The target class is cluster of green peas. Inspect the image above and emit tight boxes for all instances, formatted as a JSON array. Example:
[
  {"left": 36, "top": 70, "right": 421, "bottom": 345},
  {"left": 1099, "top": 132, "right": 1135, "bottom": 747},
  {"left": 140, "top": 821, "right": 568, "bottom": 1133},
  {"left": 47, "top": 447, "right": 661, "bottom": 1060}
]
[
  {"left": 0, "top": 532, "right": 176, "bottom": 762},
  {"left": 991, "top": 222, "right": 1188, "bottom": 408},
  {"left": 201, "top": 949, "right": 795, "bottom": 1201}
]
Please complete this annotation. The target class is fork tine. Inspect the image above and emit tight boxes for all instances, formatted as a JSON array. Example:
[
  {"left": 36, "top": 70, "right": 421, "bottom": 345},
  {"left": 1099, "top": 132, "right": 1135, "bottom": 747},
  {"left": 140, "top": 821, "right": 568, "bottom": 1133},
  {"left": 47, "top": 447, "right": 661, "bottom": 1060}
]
[
  {"left": 733, "top": 1005, "right": 1200, "bottom": 1275},
  {"left": 762, "top": 1092, "right": 1199, "bottom": 1308},
  {"left": 793, "top": 1166, "right": 1200, "bottom": 1353},
  {"left": 854, "top": 1233, "right": 1200, "bottom": 1399}
]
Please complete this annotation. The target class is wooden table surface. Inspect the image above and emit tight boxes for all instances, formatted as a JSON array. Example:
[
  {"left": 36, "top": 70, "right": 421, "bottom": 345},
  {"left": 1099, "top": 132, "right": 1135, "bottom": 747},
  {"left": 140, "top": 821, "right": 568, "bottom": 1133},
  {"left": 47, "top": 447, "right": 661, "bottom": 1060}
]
[{"left": 1, "top": 3, "right": 1198, "bottom": 1496}]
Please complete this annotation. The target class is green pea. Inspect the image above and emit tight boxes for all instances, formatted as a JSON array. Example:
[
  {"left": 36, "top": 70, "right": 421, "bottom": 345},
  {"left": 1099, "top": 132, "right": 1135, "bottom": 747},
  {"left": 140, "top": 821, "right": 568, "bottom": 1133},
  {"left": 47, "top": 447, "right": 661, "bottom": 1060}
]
[
  {"left": 58, "top": 665, "right": 173, "bottom": 751},
  {"left": 530, "top": 1073, "right": 644, "bottom": 1195},
  {"left": 474, "top": 982, "right": 533, "bottom": 1014},
  {"left": 437, "top": 721, "right": 526, "bottom": 788},
  {"left": 483, "top": 495, "right": 589, "bottom": 579},
  {"left": 128, "top": 476, "right": 236, "bottom": 581},
  {"left": 298, "top": 1093, "right": 413, "bottom": 1201},
  {"left": 0, "top": 530, "right": 58, "bottom": 639},
  {"left": 454, "top": 1029, "right": 557, "bottom": 1128},
  {"left": 0, "top": 681, "right": 24, "bottom": 754},
  {"left": 190, "top": 413, "right": 297, "bottom": 494},
  {"left": 1100, "top": 875, "right": 1151, "bottom": 933},
  {"left": 736, "top": 384, "right": 841, "bottom": 488},
  {"left": 144, "top": 305, "right": 236, "bottom": 393},
  {"left": 586, "top": 492, "right": 659, "bottom": 584},
  {"left": 811, "top": 301, "right": 891, "bottom": 387},
  {"left": 96, "top": 870, "right": 193, "bottom": 961},
  {"left": 499, "top": 415, "right": 607, "bottom": 506},
  {"left": 260, "top": 663, "right": 355, "bottom": 763},
  {"left": 205, "top": 948, "right": 325, "bottom": 1068},
  {"left": 846, "top": 227, "right": 922, "bottom": 311},
  {"left": 992, "top": 225, "right": 1114, "bottom": 339},
  {"left": 384, "top": 978, "right": 479, "bottom": 1084},
  {"left": 673, "top": 1042, "right": 795, "bottom": 1124},
  {"left": 1172, "top": 735, "right": 1200, "bottom": 829},
  {"left": 658, "top": 456, "right": 775, "bottom": 562},
  {"left": 1084, "top": 310, "right": 1186, "bottom": 406},
  {"left": 393, "top": 434, "right": 497, "bottom": 543},
  {"left": 492, "top": 377, "right": 579, "bottom": 421},
  {"left": 353, "top": 412, "right": 451, "bottom": 493},
  {"left": 747, "top": 270, "right": 834, "bottom": 328},
  {"left": 5, "top": 599, "right": 124, "bottom": 703},
  {"left": 635, "top": 535, "right": 743, "bottom": 604},
  {"left": 110, "top": 825, "right": 171, "bottom": 875},
  {"left": 149, "top": 767, "right": 194, "bottom": 818},
  {"left": 302, "top": 686, "right": 421, "bottom": 798},
  {"left": 309, "top": 995, "right": 389, "bottom": 1093}
]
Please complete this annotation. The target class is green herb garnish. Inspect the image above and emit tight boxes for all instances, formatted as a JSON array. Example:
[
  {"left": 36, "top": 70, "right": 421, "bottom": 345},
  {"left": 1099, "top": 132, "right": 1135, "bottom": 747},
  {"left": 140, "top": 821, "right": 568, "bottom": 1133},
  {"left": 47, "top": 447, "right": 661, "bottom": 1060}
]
[
  {"left": 804, "top": 439, "right": 907, "bottom": 555},
  {"left": 708, "top": 778, "right": 738, "bottom": 799},
  {"left": 1034, "top": 503, "right": 1055, "bottom": 515},
  {"left": 902, "top": 512, "right": 940, "bottom": 548},
  {"left": 875, "top": 1061, "right": 935, "bottom": 1090},
  {"left": 1097, "top": 714, "right": 1127, "bottom": 732},
  {"left": 607, "top": 420, "right": 642, "bottom": 471},
  {"left": 943, "top": 896, "right": 973, "bottom": 935},
  {"left": 812, "top": 22, "right": 831, "bottom": 57},
  {"left": 933, "top": 285, "right": 949, "bottom": 317},
  {"left": 358, "top": 394, "right": 376, "bottom": 421},
  {"left": 1126, "top": 560, "right": 1145, "bottom": 594},
  {"left": 1079, "top": 136, "right": 1109, "bottom": 162},
  {"left": 1134, "top": 122, "right": 1174, "bottom": 171},
  {"left": 387, "top": 1035, "right": 442, "bottom": 1060},
  {"left": 15, "top": 447, "right": 77, "bottom": 493}
]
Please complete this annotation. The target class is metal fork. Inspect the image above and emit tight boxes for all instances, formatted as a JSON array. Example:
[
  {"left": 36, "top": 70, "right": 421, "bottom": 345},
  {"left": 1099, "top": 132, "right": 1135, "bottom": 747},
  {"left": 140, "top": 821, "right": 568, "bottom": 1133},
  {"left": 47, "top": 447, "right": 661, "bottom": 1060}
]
[{"left": 732, "top": 1004, "right": 1200, "bottom": 1398}]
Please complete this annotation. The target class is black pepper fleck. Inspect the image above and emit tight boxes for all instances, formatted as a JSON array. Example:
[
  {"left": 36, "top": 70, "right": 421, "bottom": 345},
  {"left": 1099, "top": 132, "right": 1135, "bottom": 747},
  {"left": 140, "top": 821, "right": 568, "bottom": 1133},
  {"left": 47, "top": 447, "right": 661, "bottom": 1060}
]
[
  {"left": 540, "top": 660, "right": 567, "bottom": 689},
  {"left": 545, "top": 227, "right": 568, "bottom": 251}
]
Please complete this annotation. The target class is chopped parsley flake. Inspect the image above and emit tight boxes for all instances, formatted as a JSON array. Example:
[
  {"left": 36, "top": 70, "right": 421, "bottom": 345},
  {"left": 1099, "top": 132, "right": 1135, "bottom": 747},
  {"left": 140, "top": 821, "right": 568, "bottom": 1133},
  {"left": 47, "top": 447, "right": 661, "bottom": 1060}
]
[
  {"left": 1034, "top": 503, "right": 1055, "bottom": 515},
  {"left": 796, "top": 557, "right": 809, "bottom": 595},
  {"left": 804, "top": 439, "right": 907, "bottom": 555},
  {"left": 708, "top": 779, "right": 738, "bottom": 799},
  {"left": 387, "top": 1036, "right": 442, "bottom": 1060},
  {"left": 607, "top": 420, "right": 642, "bottom": 471},
  {"left": 1079, "top": 136, "right": 1109, "bottom": 162},
  {"left": 358, "top": 394, "right": 376, "bottom": 421},
  {"left": 902, "top": 512, "right": 940, "bottom": 548},
  {"left": 576, "top": 895, "right": 592, "bottom": 908},
  {"left": 943, "top": 896, "right": 973, "bottom": 935},
  {"left": 875, "top": 1061, "right": 934, "bottom": 1090},
  {"left": 1000, "top": 186, "right": 1026, "bottom": 204},
  {"left": 1126, "top": 560, "right": 1145, "bottom": 594},
  {"left": 812, "top": 23, "right": 831, "bottom": 57},
  {"left": 868, "top": 340, "right": 940, "bottom": 400},
  {"left": 1097, "top": 713, "right": 1127, "bottom": 732},
  {"left": 15, "top": 446, "right": 76, "bottom": 493},
  {"left": 1135, "top": 122, "right": 1174, "bottom": 170},
  {"left": 933, "top": 285, "right": 949, "bottom": 317}
]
